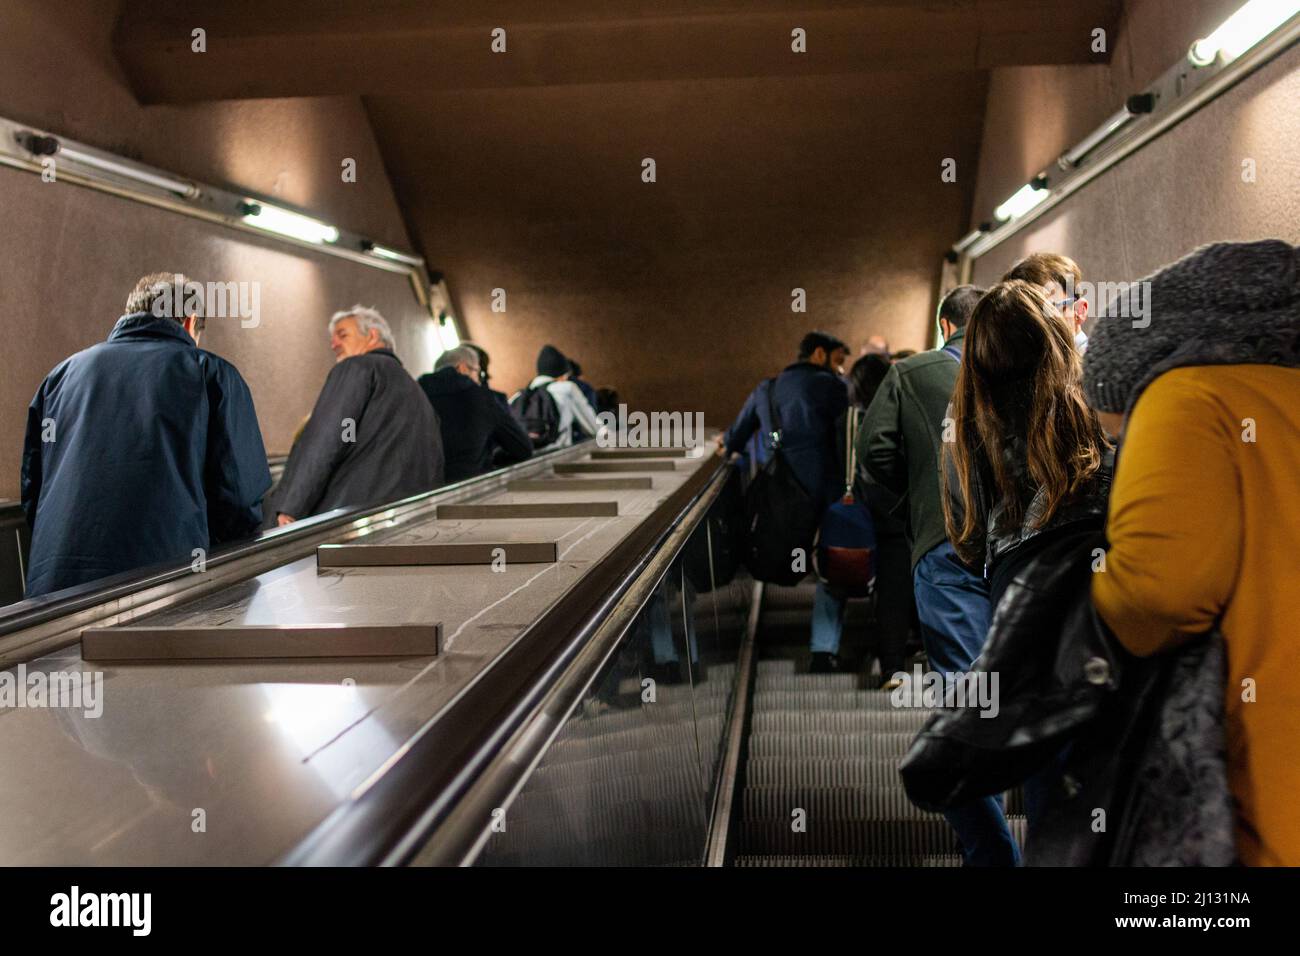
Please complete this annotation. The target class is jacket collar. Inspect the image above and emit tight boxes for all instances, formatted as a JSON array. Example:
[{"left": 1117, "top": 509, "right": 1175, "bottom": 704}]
[
  {"left": 782, "top": 360, "right": 834, "bottom": 375},
  {"left": 343, "top": 347, "right": 401, "bottom": 366},
  {"left": 423, "top": 365, "right": 473, "bottom": 393},
  {"left": 943, "top": 327, "right": 968, "bottom": 353},
  {"left": 107, "top": 312, "right": 196, "bottom": 346}
]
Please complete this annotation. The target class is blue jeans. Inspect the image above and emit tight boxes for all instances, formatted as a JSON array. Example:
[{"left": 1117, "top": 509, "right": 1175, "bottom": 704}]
[
  {"left": 912, "top": 541, "right": 1018, "bottom": 866},
  {"left": 648, "top": 589, "right": 698, "bottom": 664},
  {"left": 912, "top": 541, "right": 992, "bottom": 672},
  {"left": 810, "top": 581, "right": 845, "bottom": 654}
]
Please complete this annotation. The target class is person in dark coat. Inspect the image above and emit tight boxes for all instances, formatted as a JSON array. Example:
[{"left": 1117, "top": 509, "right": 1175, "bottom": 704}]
[
  {"left": 418, "top": 345, "right": 532, "bottom": 483},
  {"left": 721, "top": 331, "right": 849, "bottom": 672},
  {"left": 274, "top": 306, "right": 443, "bottom": 524},
  {"left": 21, "top": 272, "right": 270, "bottom": 598},
  {"left": 722, "top": 332, "right": 850, "bottom": 513}
]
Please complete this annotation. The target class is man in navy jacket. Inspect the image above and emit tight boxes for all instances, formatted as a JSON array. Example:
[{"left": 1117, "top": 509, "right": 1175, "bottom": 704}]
[
  {"left": 21, "top": 273, "right": 270, "bottom": 598},
  {"left": 722, "top": 331, "right": 849, "bottom": 671}
]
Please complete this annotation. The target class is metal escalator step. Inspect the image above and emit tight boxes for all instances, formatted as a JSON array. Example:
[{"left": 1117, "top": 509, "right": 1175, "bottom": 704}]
[
  {"left": 737, "top": 817, "right": 960, "bottom": 856},
  {"left": 751, "top": 710, "right": 931, "bottom": 734},
  {"left": 745, "top": 754, "right": 916, "bottom": 787},
  {"left": 758, "top": 584, "right": 820, "bottom": 608},
  {"left": 734, "top": 854, "right": 963, "bottom": 868},
  {"left": 752, "top": 690, "right": 934, "bottom": 717},
  {"left": 755, "top": 673, "right": 863, "bottom": 691},
  {"left": 742, "top": 786, "right": 933, "bottom": 822},
  {"left": 752, "top": 732, "right": 917, "bottom": 758},
  {"left": 748, "top": 730, "right": 920, "bottom": 757},
  {"left": 751, "top": 710, "right": 929, "bottom": 735}
]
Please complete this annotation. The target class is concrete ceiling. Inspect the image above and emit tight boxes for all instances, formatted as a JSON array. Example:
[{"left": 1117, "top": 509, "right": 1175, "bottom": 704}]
[{"left": 115, "top": 1, "right": 1119, "bottom": 100}]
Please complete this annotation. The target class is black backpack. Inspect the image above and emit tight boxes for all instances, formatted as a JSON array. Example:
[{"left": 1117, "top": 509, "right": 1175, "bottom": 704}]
[
  {"left": 511, "top": 384, "right": 562, "bottom": 448},
  {"left": 742, "top": 378, "right": 819, "bottom": 586}
]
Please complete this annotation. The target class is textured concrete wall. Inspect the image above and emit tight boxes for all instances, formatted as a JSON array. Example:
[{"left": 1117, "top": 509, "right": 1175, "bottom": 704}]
[
  {"left": 0, "top": 0, "right": 429, "bottom": 497},
  {"left": 971, "top": 40, "right": 1300, "bottom": 289},
  {"left": 368, "top": 71, "right": 988, "bottom": 427}
]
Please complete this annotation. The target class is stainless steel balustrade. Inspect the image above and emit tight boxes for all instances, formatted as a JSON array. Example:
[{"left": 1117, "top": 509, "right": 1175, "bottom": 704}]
[{"left": 0, "top": 439, "right": 737, "bottom": 865}]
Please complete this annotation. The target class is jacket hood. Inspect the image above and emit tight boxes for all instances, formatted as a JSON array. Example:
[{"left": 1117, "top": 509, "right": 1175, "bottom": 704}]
[
  {"left": 420, "top": 365, "right": 475, "bottom": 395},
  {"left": 108, "top": 312, "right": 196, "bottom": 346},
  {"left": 1083, "top": 239, "right": 1300, "bottom": 414}
]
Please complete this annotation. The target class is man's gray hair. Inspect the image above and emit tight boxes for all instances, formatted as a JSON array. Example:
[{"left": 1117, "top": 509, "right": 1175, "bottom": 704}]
[
  {"left": 435, "top": 345, "right": 481, "bottom": 372},
  {"left": 330, "top": 305, "right": 395, "bottom": 349},
  {"left": 126, "top": 272, "right": 204, "bottom": 328}
]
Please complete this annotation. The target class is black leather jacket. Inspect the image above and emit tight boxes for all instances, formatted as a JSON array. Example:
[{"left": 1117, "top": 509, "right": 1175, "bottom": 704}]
[
  {"left": 898, "top": 526, "right": 1235, "bottom": 866},
  {"left": 946, "top": 440, "right": 1115, "bottom": 579}
]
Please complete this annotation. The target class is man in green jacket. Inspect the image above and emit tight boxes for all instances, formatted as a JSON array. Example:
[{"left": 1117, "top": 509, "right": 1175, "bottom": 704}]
[{"left": 857, "top": 284, "right": 1019, "bottom": 867}]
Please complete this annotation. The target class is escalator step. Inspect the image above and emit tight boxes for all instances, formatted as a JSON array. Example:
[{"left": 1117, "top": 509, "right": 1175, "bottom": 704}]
[
  {"left": 750, "top": 709, "right": 929, "bottom": 735},
  {"left": 734, "top": 854, "right": 962, "bottom": 868},
  {"left": 755, "top": 673, "right": 863, "bottom": 691},
  {"left": 752, "top": 690, "right": 934, "bottom": 716},
  {"left": 737, "top": 817, "right": 960, "bottom": 856},
  {"left": 748, "top": 732, "right": 915, "bottom": 757},
  {"left": 751, "top": 710, "right": 931, "bottom": 733},
  {"left": 743, "top": 785, "right": 936, "bottom": 821},
  {"left": 745, "top": 754, "right": 918, "bottom": 787}
]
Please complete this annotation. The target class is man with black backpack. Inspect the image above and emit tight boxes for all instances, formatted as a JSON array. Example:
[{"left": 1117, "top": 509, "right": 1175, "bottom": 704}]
[
  {"left": 511, "top": 345, "right": 603, "bottom": 450},
  {"left": 720, "top": 331, "right": 849, "bottom": 673}
]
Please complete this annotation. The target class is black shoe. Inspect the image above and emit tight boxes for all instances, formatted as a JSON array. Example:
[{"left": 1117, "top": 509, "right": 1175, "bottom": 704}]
[
  {"left": 809, "top": 652, "right": 841, "bottom": 674},
  {"left": 649, "top": 661, "right": 686, "bottom": 686}
]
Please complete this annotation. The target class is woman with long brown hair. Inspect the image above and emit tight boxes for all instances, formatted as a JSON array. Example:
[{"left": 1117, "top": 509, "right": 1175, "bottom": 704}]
[
  {"left": 939, "top": 279, "right": 1114, "bottom": 847},
  {"left": 943, "top": 280, "right": 1113, "bottom": 605}
]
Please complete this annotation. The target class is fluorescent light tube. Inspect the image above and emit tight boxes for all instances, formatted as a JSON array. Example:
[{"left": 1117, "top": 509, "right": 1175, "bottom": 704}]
[
  {"left": 994, "top": 181, "right": 1050, "bottom": 222},
  {"left": 368, "top": 244, "right": 423, "bottom": 267},
  {"left": 241, "top": 202, "right": 339, "bottom": 244},
  {"left": 1190, "top": 0, "right": 1300, "bottom": 66},
  {"left": 952, "top": 228, "right": 985, "bottom": 255},
  {"left": 22, "top": 136, "right": 200, "bottom": 199}
]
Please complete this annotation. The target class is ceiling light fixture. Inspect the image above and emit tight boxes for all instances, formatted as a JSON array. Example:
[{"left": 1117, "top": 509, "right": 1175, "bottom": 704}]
[
  {"left": 15, "top": 130, "right": 200, "bottom": 199},
  {"left": 993, "top": 175, "right": 1050, "bottom": 223},
  {"left": 240, "top": 201, "right": 339, "bottom": 244},
  {"left": 1189, "top": 0, "right": 1300, "bottom": 66}
]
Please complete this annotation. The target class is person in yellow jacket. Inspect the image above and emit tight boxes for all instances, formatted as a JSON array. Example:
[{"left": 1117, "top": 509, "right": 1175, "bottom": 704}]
[{"left": 1083, "top": 239, "right": 1300, "bottom": 866}]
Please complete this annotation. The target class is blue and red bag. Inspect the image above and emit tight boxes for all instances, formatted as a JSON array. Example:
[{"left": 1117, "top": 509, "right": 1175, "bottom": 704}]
[{"left": 814, "top": 409, "right": 876, "bottom": 598}]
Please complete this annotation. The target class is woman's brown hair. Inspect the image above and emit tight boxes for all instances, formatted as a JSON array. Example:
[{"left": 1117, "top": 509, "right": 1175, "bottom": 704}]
[{"left": 943, "top": 280, "right": 1110, "bottom": 564}]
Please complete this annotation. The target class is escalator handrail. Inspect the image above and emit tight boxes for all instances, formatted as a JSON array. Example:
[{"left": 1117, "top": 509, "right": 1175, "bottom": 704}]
[{"left": 280, "top": 452, "right": 734, "bottom": 866}]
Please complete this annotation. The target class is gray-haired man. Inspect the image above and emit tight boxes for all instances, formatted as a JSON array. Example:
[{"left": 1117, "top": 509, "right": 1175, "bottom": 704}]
[
  {"left": 418, "top": 345, "right": 532, "bottom": 483},
  {"left": 275, "top": 306, "right": 444, "bottom": 523}
]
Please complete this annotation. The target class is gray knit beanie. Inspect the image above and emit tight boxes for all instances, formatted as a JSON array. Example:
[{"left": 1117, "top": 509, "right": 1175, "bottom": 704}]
[{"left": 1083, "top": 239, "right": 1300, "bottom": 414}]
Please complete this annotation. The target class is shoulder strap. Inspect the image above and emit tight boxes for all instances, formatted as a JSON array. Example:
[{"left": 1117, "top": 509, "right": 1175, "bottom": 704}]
[
  {"left": 764, "top": 377, "right": 784, "bottom": 447},
  {"left": 844, "top": 407, "right": 860, "bottom": 495}
]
